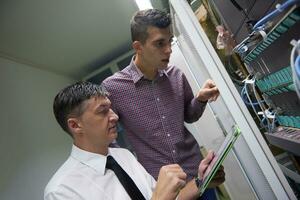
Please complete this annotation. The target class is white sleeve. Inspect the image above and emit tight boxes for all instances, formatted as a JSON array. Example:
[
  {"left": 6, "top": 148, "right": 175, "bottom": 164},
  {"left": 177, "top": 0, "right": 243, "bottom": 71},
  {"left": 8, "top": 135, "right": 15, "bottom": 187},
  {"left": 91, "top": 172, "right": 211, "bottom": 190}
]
[
  {"left": 44, "top": 187, "right": 83, "bottom": 200},
  {"left": 136, "top": 160, "right": 157, "bottom": 191}
]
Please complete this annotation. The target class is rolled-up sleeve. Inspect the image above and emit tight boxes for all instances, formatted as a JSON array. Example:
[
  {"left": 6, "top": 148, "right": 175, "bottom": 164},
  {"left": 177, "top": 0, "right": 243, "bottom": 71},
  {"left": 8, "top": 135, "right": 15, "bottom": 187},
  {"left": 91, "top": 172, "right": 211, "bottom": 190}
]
[{"left": 183, "top": 73, "right": 207, "bottom": 123}]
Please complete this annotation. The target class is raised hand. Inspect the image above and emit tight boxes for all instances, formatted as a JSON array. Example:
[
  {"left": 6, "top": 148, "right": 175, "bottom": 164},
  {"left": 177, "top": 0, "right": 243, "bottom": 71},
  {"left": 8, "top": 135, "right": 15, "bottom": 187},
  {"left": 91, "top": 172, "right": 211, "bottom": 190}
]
[{"left": 196, "top": 79, "right": 219, "bottom": 102}]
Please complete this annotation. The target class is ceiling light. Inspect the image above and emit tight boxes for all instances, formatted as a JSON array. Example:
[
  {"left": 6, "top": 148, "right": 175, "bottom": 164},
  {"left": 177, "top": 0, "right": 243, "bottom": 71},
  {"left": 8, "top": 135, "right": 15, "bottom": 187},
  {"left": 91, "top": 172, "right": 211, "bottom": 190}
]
[{"left": 134, "top": 0, "right": 153, "bottom": 10}]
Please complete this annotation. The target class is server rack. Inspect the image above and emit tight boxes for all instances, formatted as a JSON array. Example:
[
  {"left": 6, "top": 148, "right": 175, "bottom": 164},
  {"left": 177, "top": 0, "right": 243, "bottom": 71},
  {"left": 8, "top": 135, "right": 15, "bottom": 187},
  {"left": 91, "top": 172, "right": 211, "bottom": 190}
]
[{"left": 169, "top": 0, "right": 298, "bottom": 199}]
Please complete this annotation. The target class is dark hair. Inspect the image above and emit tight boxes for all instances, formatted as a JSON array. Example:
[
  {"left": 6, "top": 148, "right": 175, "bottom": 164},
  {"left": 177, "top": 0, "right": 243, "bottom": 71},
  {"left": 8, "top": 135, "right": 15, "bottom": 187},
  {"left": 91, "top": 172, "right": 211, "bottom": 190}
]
[
  {"left": 130, "top": 8, "right": 171, "bottom": 43},
  {"left": 53, "top": 81, "right": 108, "bottom": 137}
]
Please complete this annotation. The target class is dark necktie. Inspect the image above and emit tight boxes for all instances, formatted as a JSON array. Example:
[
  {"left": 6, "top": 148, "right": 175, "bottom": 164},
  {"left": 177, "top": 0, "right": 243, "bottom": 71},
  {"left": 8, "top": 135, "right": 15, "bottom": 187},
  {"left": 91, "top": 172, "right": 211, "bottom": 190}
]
[{"left": 106, "top": 155, "right": 146, "bottom": 200}]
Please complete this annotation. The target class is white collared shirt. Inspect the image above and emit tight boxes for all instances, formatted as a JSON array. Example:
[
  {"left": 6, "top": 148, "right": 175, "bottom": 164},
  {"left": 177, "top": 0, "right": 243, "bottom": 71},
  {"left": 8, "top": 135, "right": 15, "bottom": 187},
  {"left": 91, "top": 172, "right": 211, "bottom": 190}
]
[{"left": 44, "top": 145, "right": 156, "bottom": 200}]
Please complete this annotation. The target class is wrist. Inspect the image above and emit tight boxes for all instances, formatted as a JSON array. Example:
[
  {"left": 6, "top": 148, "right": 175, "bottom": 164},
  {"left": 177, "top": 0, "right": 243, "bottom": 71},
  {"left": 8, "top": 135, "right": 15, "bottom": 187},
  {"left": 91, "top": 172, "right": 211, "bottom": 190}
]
[
  {"left": 198, "top": 99, "right": 208, "bottom": 104},
  {"left": 194, "top": 176, "right": 203, "bottom": 197},
  {"left": 196, "top": 93, "right": 207, "bottom": 103},
  {"left": 194, "top": 176, "right": 202, "bottom": 189}
]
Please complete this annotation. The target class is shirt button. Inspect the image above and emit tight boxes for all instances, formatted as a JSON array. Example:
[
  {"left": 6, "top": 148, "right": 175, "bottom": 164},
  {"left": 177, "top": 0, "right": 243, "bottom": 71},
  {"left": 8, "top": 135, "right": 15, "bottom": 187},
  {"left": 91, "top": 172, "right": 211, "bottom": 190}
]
[
  {"left": 167, "top": 134, "right": 170, "bottom": 137},
  {"left": 157, "top": 98, "right": 160, "bottom": 101},
  {"left": 172, "top": 150, "right": 176, "bottom": 153},
  {"left": 162, "top": 116, "right": 165, "bottom": 119}
]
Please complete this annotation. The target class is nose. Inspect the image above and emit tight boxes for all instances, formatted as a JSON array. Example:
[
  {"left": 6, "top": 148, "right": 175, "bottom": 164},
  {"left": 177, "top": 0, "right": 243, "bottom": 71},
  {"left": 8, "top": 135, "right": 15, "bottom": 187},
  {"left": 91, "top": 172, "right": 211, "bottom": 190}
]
[
  {"left": 109, "top": 109, "right": 119, "bottom": 122},
  {"left": 165, "top": 43, "right": 172, "bottom": 54}
]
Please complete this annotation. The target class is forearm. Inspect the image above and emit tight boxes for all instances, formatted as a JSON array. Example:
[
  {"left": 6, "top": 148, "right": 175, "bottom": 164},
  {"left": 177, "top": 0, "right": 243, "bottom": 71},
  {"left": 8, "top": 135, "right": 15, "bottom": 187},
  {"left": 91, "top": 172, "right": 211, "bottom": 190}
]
[{"left": 184, "top": 98, "right": 207, "bottom": 123}]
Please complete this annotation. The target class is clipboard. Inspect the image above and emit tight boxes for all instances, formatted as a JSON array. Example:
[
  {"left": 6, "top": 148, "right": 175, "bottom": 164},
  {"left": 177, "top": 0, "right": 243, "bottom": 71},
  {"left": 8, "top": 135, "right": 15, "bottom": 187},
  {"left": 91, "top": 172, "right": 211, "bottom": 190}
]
[{"left": 199, "top": 125, "right": 242, "bottom": 196}]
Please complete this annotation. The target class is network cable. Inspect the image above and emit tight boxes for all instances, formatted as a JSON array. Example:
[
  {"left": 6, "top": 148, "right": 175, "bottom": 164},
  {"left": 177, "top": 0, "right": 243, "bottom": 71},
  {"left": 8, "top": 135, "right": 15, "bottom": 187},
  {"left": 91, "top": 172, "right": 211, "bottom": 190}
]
[
  {"left": 290, "top": 39, "right": 300, "bottom": 99},
  {"left": 251, "top": 78, "right": 276, "bottom": 132},
  {"left": 234, "top": 0, "right": 300, "bottom": 56},
  {"left": 241, "top": 75, "right": 280, "bottom": 132},
  {"left": 253, "top": 0, "right": 300, "bottom": 31},
  {"left": 261, "top": 110, "right": 277, "bottom": 132},
  {"left": 240, "top": 86, "right": 264, "bottom": 106},
  {"left": 233, "top": 22, "right": 273, "bottom": 56},
  {"left": 241, "top": 77, "right": 272, "bottom": 132}
]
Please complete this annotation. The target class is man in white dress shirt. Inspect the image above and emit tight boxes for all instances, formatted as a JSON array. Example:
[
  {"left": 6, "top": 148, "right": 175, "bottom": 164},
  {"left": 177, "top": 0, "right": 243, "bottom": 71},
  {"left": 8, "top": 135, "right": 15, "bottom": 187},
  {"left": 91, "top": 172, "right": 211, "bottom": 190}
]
[{"left": 44, "top": 81, "right": 225, "bottom": 200}]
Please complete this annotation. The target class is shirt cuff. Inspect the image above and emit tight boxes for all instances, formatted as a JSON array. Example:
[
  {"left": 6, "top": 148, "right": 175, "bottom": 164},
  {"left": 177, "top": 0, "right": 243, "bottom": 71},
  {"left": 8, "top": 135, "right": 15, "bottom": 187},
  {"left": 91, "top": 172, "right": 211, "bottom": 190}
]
[{"left": 193, "top": 97, "right": 207, "bottom": 107}]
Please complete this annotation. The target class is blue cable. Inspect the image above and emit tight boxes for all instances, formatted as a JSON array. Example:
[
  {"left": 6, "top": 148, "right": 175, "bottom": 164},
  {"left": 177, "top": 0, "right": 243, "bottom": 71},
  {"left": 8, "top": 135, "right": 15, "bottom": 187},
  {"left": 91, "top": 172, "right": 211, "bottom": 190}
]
[
  {"left": 240, "top": 86, "right": 264, "bottom": 106},
  {"left": 253, "top": 0, "right": 300, "bottom": 30},
  {"left": 295, "top": 55, "right": 300, "bottom": 77},
  {"left": 261, "top": 110, "right": 278, "bottom": 131},
  {"left": 291, "top": 40, "right": 300, "bottom": 99}
]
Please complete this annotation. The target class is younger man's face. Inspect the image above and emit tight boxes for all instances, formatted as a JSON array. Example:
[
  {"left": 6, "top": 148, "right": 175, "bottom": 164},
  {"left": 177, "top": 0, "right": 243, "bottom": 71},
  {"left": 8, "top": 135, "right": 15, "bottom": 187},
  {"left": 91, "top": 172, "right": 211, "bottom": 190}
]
[{"left": 140, "top": 26, "right": 173, "bottom": 70}]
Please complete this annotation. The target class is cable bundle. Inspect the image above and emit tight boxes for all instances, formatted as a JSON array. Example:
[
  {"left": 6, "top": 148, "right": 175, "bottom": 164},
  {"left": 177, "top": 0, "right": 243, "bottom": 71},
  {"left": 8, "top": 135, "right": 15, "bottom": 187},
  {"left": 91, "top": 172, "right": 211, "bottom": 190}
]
[{"left": 290, "top": 39, "right": 300, "bottom": 99}]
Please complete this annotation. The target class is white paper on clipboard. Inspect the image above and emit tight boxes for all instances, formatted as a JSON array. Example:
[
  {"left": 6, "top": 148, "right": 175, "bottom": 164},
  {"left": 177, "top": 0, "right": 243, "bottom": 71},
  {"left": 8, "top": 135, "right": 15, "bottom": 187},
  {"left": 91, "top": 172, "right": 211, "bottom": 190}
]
[{"left": 199, "top": 125, "right": 241, "bottom": 196}]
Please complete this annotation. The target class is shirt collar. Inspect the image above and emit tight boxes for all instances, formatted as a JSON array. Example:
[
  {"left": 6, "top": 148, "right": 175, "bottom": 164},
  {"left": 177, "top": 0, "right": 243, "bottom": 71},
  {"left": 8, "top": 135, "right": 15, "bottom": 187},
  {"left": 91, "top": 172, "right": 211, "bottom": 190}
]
[
  {"left": 129, "top": 56, "right": 144, "bottom": 84},
  {"left": 129, "top": 56, "right": 169, "bottom": 84},
  {"left": 70, "top": 144, "right": 112, "bottom": 175}
]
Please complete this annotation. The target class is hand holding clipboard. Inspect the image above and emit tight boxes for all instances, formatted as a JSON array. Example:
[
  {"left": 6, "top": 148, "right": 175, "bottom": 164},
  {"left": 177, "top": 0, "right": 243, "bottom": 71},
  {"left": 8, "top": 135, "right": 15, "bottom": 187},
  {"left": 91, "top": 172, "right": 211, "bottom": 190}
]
[{"left": 198, "top": 126, "right": 242, "bottom": 196}]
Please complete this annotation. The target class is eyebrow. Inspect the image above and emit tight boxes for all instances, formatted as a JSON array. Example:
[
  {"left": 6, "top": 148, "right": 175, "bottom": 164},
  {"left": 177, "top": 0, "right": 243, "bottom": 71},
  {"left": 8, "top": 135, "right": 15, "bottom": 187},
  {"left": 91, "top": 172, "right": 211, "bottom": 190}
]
[
  {"left": 153, "top": 35, "right": 174, "bottom": 43},
  {"left": 153, "top": 38, "right": 165, "bottom": 43},
  {"left": 95, "top": 102, "right": 111, "bottom": 111}
]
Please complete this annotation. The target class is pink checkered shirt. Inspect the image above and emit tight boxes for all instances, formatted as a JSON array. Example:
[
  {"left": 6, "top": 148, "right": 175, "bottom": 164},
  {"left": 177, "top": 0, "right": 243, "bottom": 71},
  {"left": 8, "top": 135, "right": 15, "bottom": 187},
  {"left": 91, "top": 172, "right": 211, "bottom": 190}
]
[{"left": 102, "top": 58, "right": 207, "bottom": 180}]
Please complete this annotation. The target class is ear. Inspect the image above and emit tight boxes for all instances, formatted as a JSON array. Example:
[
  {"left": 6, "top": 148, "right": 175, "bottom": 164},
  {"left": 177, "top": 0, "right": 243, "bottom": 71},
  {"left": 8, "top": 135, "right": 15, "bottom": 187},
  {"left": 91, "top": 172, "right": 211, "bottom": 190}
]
[
  {"left": 67, "top": 118, "right": 82, "bottom": 135},
  {"left": 132, "top": 41, "right": 142, "bottom": 54}
]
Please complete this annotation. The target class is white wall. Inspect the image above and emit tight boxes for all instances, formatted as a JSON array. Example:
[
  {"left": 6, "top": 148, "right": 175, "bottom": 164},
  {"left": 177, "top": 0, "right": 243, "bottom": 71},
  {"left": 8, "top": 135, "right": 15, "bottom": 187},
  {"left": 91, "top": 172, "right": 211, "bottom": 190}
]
[{"left": 0, "top": 58, "right": 75, "bottom": 200}]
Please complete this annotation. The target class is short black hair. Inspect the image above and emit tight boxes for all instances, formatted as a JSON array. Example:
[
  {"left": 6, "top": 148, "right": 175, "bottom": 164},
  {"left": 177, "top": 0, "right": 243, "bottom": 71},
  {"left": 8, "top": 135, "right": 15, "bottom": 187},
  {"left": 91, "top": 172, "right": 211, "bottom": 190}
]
[
  {"left": 53, "top": 81, "right": 108, "bottom": 137},
  {"left": 130, "top": 8, "right": 171, "bottom": 43}
]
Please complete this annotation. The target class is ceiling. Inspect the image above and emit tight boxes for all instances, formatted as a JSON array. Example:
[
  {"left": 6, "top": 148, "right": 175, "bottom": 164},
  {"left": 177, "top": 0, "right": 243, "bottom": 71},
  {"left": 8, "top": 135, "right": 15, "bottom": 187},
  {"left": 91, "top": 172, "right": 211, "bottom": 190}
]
[{"left": 0, "top": 0, "right": 168, "bottom": 79}]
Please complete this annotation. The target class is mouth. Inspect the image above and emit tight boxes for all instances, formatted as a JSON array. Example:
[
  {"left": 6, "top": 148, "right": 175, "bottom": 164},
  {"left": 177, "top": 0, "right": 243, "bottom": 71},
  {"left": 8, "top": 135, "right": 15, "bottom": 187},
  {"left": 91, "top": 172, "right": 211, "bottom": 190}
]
[
  {"left": 109, "top": 125, "right": 117, "bottom": 133},
  {"left": 161, "top": 58, "right": 169, "bottom": 63}
]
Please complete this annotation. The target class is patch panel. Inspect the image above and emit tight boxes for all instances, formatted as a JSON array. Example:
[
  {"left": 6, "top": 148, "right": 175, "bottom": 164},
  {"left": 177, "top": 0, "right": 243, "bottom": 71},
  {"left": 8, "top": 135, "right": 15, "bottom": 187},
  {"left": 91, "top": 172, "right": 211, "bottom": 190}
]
[
  {"left": 244, "top": 8, "right": 300, "bottom": 64},
  {"left": 277, "top": 115, "right": 300, "bottom": 128},
  {"left": 256, "top": 66, "right": 294, "bottom": 95}
]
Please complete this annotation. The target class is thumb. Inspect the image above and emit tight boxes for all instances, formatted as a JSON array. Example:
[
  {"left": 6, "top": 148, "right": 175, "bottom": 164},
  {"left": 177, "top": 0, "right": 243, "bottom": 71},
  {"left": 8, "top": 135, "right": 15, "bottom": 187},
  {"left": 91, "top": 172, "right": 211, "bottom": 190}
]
[
  {"left": 203, "top": 151, "right": 214, "bottom": 165},
  {"left": 199, "top": 151, "right": 215, "bottom": 178}
]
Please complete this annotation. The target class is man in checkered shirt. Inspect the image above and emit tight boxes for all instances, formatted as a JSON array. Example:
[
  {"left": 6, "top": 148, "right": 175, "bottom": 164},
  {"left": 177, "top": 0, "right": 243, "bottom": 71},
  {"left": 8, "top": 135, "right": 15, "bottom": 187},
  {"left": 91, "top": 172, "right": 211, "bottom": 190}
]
[{"left": 102, "top": 9, "right": 221, "bottom": 199}]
